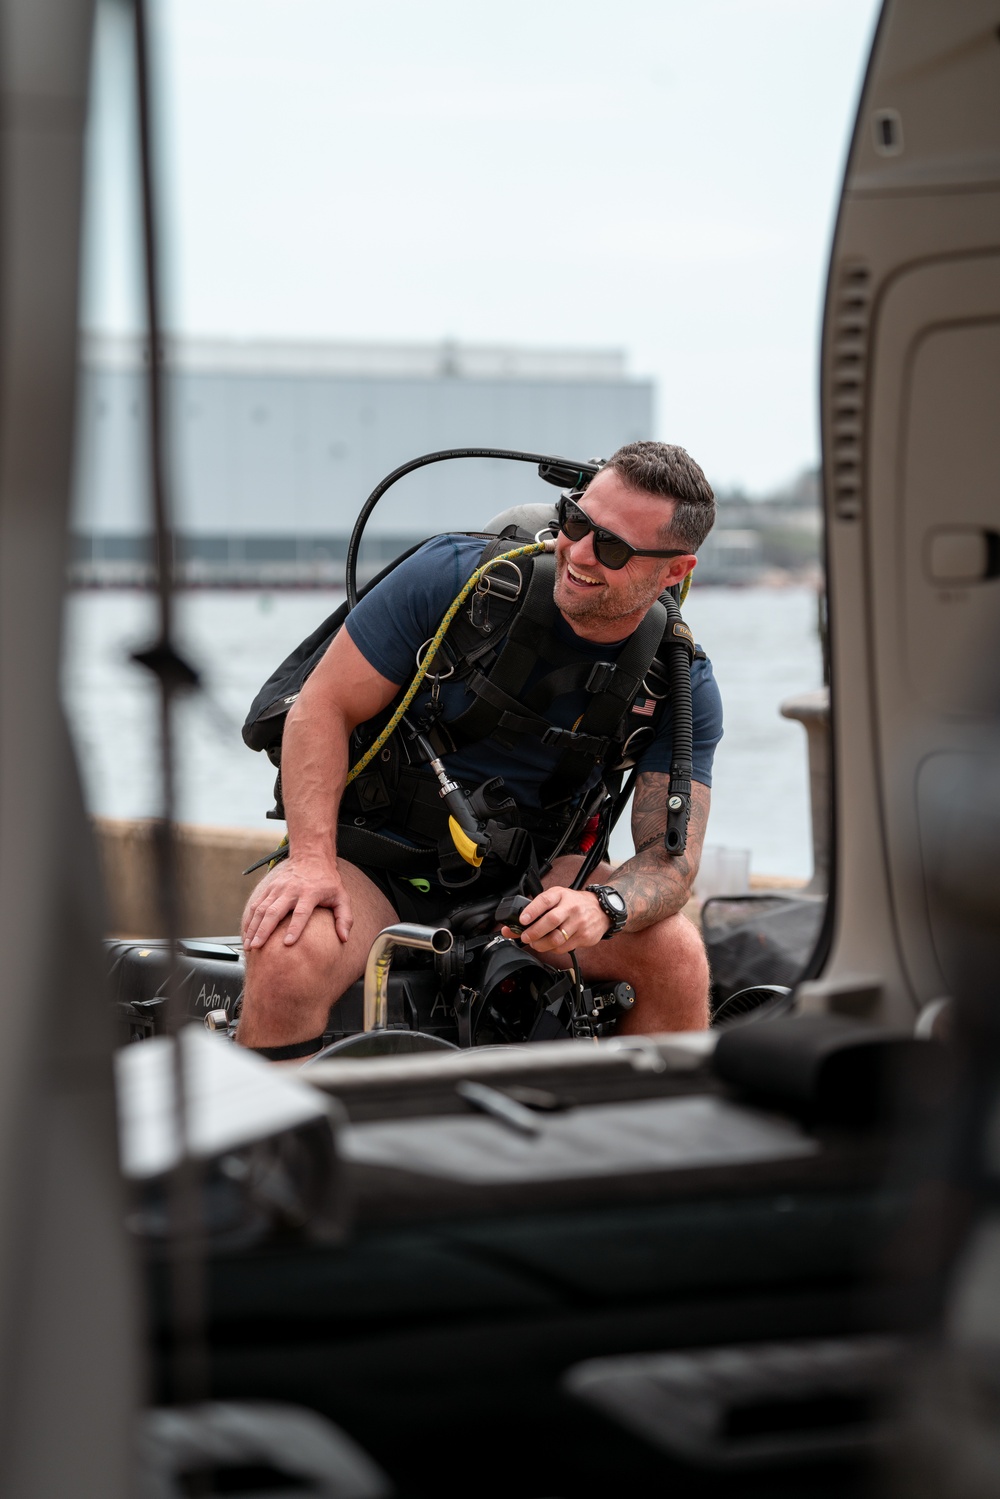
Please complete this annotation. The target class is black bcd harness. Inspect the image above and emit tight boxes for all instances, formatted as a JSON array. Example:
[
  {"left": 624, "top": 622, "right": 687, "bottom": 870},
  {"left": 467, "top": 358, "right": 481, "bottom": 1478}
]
[{"left": 243, "top": 525, "right": 702, "bottom": 888}]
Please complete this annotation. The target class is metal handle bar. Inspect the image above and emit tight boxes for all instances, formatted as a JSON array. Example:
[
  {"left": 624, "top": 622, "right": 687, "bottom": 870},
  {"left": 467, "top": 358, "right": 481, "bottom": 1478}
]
[{"left": 364, "top": 923, "right": 454, "bottom": 1032}]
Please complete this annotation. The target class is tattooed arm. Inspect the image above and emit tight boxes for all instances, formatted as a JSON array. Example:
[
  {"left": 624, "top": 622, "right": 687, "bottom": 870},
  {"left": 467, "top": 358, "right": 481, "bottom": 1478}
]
[
  {"left": 612, "top": 772, "right": 711, "bottom": 931},
  {"left": 502, "top": 773, "right": 711, "bottom": 954}
]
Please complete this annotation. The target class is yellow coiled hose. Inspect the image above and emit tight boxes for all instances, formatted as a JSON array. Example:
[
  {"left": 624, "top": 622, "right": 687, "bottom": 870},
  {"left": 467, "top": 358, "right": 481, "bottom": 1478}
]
[{"left": 264, "top": 536, "right": 689, "bottom": 870}]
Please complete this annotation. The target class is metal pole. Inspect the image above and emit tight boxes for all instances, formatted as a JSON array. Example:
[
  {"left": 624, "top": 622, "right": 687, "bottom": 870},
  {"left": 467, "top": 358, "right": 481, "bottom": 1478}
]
[{"left": 363, "top": 925, "right": 454, "bottom": 1032}]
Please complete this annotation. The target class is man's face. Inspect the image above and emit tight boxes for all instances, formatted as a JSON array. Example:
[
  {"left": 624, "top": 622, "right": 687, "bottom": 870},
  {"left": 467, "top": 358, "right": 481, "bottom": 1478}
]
[{"left": 552, "top": 468, "right": 696, "bottom": 636}]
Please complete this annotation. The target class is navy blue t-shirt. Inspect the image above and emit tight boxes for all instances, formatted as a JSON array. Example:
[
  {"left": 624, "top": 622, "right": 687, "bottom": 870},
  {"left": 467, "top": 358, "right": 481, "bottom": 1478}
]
[{"left": 345, "top": 535, "right": 723, "bottom": 811}]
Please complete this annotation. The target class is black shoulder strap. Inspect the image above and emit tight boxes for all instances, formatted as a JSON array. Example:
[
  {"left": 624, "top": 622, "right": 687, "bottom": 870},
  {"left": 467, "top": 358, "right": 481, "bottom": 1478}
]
[
  {"left": 451, "top": 567, "right": 670, "bottom": 804},
  {"left": 540, "top": 599, "right": 667, "bottom": 800},
  {"left": 440, "top": 529, "right": 540, "bottom": 665},
  {"left": 446, "top": 553, "right": 559, "bottom": 745}
]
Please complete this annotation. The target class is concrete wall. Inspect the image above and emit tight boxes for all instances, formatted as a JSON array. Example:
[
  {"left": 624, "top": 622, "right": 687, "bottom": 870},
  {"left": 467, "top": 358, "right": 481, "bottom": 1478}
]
[
  {"left": 93, "top": 817, "right": 279, "bottom": 936},
  {"left": 93, "top": 816, "right": 807, "bottom": 938}
]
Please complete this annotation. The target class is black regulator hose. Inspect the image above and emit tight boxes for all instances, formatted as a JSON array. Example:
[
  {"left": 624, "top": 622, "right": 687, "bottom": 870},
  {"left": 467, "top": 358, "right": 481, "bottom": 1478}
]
[
  {"left": 662, "top": 591, "right": 695, "bottom": 857},
  {"left": 346, "top": 447, "right": 601, "bottom": 608}
]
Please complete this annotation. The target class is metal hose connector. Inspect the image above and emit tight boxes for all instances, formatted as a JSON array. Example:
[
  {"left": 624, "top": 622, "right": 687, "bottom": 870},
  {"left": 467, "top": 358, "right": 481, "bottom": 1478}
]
[{"left": 363, "top": 923, "right": 454, "bottom": 1032}]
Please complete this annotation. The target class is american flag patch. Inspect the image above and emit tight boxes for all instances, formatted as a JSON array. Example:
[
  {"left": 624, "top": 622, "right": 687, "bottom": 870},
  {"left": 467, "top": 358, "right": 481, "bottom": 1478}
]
[{"left": 632, "top": 698, "right": 655, "bottom": 717}]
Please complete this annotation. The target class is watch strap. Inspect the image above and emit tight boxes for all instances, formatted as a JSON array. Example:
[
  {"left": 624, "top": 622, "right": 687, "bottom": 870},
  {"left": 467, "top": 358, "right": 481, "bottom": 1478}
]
[{"left": 586, "top": 883, "right": 628, "bottom": 939}]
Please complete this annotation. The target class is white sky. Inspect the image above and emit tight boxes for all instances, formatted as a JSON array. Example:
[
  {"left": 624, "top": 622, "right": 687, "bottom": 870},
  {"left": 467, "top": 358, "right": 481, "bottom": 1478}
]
[{"left": 83, "top": 0, "right": 882, "bottom": 494}]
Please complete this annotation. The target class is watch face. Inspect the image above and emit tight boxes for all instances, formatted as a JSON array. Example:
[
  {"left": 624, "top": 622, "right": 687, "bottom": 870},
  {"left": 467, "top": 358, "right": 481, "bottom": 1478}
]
[{"left": 605, "top": 890, "right": 627, "bottom": 915}]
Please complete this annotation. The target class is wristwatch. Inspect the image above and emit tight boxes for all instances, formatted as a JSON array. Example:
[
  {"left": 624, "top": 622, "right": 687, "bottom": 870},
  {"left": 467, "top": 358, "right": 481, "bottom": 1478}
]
[{"left": 586, "top": 884, "right": 628, "bottom": 939}]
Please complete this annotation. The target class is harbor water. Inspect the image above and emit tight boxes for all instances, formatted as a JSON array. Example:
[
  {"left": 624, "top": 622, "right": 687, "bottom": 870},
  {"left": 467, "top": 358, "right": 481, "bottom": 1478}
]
[{"left": 62, "top": 583, "right": 824, "bottom": 881}]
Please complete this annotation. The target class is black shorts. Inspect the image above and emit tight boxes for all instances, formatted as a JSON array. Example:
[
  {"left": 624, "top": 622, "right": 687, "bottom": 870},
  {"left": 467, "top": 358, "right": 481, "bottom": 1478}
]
[{"left": 354, "top": 862, "right": 522, "bottom": 927}]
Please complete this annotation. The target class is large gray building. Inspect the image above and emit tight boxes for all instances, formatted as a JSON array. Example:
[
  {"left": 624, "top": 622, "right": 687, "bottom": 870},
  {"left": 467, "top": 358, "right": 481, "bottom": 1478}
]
[{"left": 71, "top": 335, "right": 654, "bottom": 585}]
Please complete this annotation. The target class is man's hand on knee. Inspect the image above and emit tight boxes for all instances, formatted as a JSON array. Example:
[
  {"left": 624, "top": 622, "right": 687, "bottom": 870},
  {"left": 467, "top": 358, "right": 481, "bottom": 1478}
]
[{"left": 243, "top": 855, "right": 353, "bottom": 951}]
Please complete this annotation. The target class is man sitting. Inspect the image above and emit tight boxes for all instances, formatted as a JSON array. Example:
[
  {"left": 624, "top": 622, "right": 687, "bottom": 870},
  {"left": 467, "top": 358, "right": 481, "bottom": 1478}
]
[{"left": 238, "top": 440, "right": 722, "bottom": 1058}]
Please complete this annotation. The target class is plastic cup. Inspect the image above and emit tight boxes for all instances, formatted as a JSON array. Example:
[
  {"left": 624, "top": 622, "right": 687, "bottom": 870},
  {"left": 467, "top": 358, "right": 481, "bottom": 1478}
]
[
  {"left": 695, "top": 844, "right": 723, "bottom": 898},
  {"left": 718, "top": 847, "right": 751, "bottom": 895},
  {"left": 695, "top": 844, "right": 751, "bottom": 898}
]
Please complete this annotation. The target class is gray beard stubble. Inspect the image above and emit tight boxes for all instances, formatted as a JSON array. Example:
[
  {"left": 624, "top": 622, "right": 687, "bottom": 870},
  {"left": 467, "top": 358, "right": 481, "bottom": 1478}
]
[{"left": 553, "top": 553, "right": 662, "bottom": 625}]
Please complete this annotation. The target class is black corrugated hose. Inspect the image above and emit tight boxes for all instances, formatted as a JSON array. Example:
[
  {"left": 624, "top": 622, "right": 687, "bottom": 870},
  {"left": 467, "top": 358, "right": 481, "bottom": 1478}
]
[
  {"left": 663, "top": 591, "right": 694, "bottom": 856},
  {"left": 345, "top": 447, "right": 601, "bottom": 608}
]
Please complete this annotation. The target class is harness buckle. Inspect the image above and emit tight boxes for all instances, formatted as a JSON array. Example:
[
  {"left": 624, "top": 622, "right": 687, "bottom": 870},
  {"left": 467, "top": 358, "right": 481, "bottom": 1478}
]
[{"left": 585, "top": 660, "right": 617, "bottom": 694}]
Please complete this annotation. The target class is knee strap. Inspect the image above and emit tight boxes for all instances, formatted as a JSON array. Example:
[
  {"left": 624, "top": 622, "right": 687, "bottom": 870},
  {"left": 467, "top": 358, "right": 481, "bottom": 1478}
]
[{"left": 250, "top": 1035, "right": 325, "bottom": 1061}]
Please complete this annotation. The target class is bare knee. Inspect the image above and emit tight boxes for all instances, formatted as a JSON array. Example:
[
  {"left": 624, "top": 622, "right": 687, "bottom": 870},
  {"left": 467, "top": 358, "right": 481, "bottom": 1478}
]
[
  {"left": 661, "top": 911, "right": 709, "bottom": 985},
  {"left": 247, "top": 908, "right": 337, "bottom": 988},
  {"left": 616, "top": 912, "right": 709, "bottom": 1034},
  {"left": 238, "top": 909, "right": 345, "bottom": 1047},
  {"left": 658, "top": 912, "right": 709, "bottom": 1016}
]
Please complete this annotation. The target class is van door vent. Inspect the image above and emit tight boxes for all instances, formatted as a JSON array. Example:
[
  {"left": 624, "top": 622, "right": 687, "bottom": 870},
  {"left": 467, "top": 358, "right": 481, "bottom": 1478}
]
[{"left": 829, "top": 262, "right": 870, "bottom": 521}]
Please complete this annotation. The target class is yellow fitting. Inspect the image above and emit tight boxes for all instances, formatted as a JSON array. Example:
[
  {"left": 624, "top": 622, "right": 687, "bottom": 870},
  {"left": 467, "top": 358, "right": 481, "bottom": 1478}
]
[{"left": 448, "top": 815, "right": 484, "bottom": 866}]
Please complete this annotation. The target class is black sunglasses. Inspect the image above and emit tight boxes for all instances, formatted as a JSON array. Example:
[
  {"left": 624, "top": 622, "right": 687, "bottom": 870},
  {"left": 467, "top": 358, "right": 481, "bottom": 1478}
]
[{"left": 556, "top": 495, "right": 688, "bottom": 571}]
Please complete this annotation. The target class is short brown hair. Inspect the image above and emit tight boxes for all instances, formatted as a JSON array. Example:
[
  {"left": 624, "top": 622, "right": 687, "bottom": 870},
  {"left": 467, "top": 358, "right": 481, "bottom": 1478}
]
[{"left": 604, "top": 440, "right": 715, "bottom": 552}]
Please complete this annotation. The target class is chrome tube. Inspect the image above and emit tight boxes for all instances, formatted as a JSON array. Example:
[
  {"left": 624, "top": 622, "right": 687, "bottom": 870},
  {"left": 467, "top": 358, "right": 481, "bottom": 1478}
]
[{"left": 363, "top": 923, "right": 454, "bottom": 1032}]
